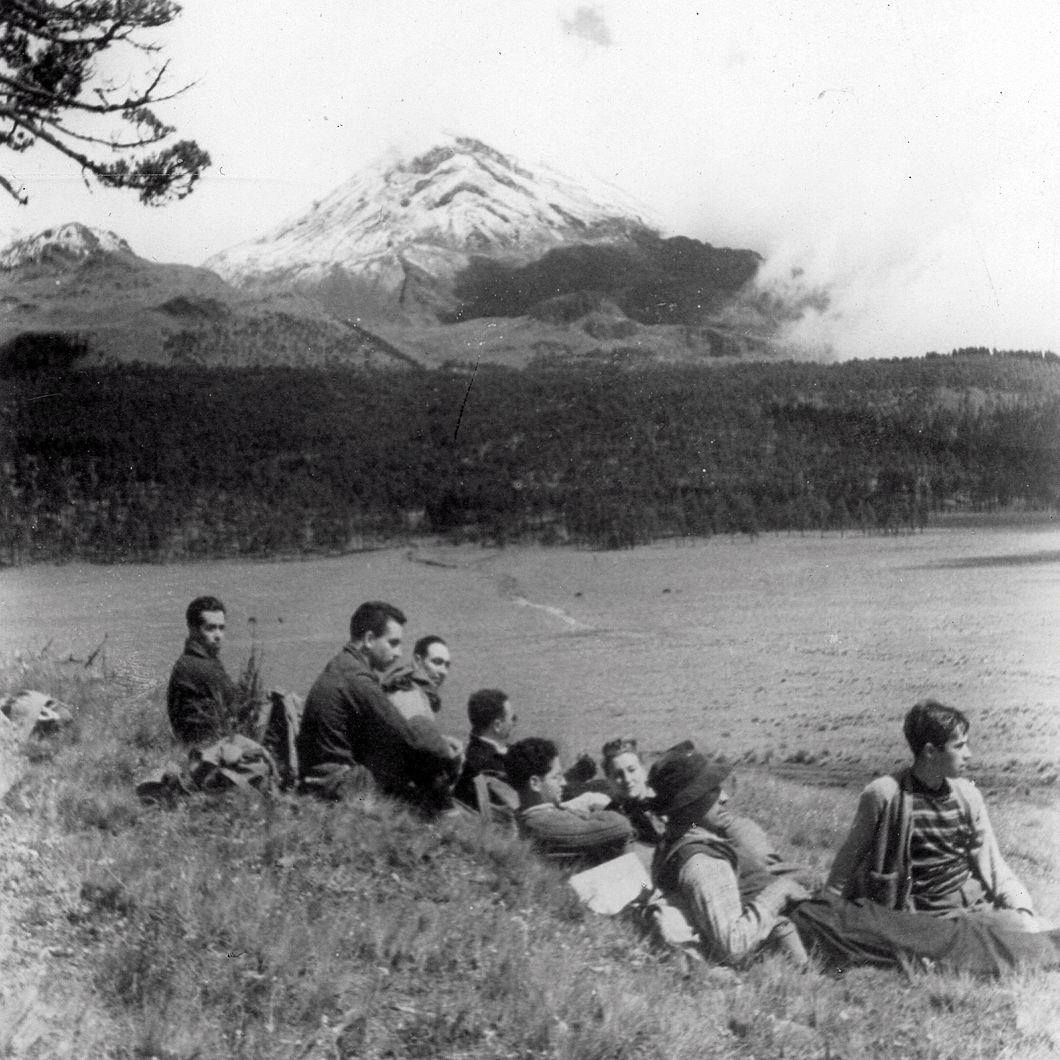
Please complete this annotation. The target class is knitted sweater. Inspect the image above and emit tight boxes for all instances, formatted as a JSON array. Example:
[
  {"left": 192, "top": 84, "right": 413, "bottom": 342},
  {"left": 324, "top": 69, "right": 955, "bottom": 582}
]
[{"left": 825, "top": 768, "right": 1034, "bottom": 914}]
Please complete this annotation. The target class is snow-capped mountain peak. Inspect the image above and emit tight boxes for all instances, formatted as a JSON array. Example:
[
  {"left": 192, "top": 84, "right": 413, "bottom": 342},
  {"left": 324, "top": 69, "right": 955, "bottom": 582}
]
[
  {"left": 0, "top": 223, "right": 133, "bottom": 270},
  {"left": 204, "top": 137, "right": 659, "bottom": 320}
]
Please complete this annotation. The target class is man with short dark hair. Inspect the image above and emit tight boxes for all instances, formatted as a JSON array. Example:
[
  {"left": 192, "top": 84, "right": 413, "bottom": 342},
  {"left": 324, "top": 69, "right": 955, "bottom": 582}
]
[
  {"left": 384, "top": 634, "right": 451, "bottom": 718},
  {"left": 453, "top": 688, "right": 516, "bottom": 805},
  {"left": 414, "top": 635, "right": 450, "bottom": 699},
  {"left": 167, "top": 595, "right": 238, "bottom": 745},
  {"left": 296, "top": 601, "right": 462, "bottom": 806},
  {"left": 506, "top": 736, "right": 633, "bottom": 864}
]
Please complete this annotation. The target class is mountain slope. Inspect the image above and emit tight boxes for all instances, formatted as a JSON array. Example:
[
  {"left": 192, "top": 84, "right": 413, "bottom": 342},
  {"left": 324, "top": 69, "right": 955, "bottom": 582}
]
[
  {"left": 0, "top": 223, "right": 410, "bottom": 369},
  {"left": 204, "top": 137, "right": 812, "bottom": 362},
  {"left": 205, "top": 136, "right": 663, "bottom": 324}
]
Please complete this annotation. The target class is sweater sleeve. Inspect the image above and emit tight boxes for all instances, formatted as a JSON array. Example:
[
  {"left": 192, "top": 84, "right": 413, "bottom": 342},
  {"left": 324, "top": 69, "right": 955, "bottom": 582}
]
[
  {"left": 359, "top": 675, "right": 455, "bottom": 765},
  {"left": 677, "top": 853, "right": 780, "bottom": 963},
  {"left": 825, "top": 784, "right": 884, "bottom": 898},
  {"left": 966, "top": 786, "right": 1035, "bottom": 913},
  {"left": 520, "top": 805, "right": 633, "bottom": 857}
]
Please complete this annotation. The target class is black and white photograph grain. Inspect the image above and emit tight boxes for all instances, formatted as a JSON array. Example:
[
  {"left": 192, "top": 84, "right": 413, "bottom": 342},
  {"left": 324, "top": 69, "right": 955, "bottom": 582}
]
[{"left": 1, "top": 2, "right": 1059, "bottom": 1057}]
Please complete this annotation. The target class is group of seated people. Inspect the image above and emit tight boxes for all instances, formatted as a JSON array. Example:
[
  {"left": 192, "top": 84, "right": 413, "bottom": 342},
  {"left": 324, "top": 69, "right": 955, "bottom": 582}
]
[{"left": 167, "top": 594, "right": 1060, "bottom": 974}]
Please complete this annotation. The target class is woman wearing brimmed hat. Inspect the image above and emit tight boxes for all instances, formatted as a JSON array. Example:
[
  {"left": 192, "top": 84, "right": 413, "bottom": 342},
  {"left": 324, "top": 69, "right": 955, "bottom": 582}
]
[{"left": 649, "top": 746, "right": 810, "bottom": 966}]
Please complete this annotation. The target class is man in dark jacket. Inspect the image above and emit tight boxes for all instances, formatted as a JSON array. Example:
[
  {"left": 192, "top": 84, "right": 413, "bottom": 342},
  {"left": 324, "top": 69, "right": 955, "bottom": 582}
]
[
  {"left": 453, "top": 688, "right": 515, "bottom": 805},
  {"left": 297, "top": 601, "right": 462, "bottom": 807},
  {"left": 167, "top": 596, "right": 238, "bottom": 745}
]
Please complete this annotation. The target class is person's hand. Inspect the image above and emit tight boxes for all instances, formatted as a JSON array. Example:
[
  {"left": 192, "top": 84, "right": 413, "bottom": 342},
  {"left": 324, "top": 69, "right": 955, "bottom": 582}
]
[
  {"left": 775, "top": 877, "right": 810, "bottom": 909},
  {"left": 444, "top": 735, "right": 465, "bottom": 770},
  {"left": 561, "top": 791, "right": 612, "bottom": 812},
  {"left": 759, "top": 876, "right": 810, "bottom": 916}
]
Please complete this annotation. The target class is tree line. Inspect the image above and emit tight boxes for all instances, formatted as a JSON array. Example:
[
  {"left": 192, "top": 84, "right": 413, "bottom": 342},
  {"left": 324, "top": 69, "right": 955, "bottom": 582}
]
[{"left": 1, "top": 353, "right": 1058, "bottom": 563}]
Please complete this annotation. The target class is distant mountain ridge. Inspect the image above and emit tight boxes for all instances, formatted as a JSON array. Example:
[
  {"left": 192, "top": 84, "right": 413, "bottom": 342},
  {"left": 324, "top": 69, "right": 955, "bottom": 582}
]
[
  {"left": 0, "top": 223, "right": 132, "bottom": 269},
  {"left": 0, "top": 142, "right": 821, "bottom": 368},
  {"left": 0, "top": 223, "right": 406, "bottom": 369}
]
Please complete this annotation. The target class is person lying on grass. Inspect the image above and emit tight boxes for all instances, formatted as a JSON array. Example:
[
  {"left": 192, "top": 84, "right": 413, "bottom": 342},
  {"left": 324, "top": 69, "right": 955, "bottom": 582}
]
[
  {"left": 648, "top": 746, "right": 811, "bottom": 966},
  {"left": 825, "top": 698, "right": 1042, "bottom": 931},
  {"left": 505, "top": 737, "right": 634, "bottom": 866}
]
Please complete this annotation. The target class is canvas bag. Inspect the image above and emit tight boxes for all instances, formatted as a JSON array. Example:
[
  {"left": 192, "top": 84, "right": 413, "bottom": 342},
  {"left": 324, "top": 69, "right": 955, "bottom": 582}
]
[
  {"left": 189, "top": 734, "right": 277, "bottom": 792},
  {"left": 256, "top": 689, "right": 305, "bottom": 789}
]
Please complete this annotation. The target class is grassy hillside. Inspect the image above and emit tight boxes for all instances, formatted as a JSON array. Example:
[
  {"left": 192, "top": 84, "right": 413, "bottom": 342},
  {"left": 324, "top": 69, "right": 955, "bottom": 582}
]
[{"left": 2, "top": 652, "right": 1059, "bottom": 1059}]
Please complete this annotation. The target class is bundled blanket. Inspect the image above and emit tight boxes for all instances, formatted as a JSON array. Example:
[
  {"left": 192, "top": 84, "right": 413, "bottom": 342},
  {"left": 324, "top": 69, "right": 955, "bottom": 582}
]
[
  {"left": 793, "top": 894, "right": 1060, "bottom": 976},
  {"left": 135, "top": 734, "right": 277, "bottom": 801}
]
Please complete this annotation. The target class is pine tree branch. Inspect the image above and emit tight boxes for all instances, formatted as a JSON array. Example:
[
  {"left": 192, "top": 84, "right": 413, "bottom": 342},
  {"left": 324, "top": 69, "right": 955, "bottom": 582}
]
[
  {"left": 0, "top": 171, "right": 28, "bottom": 204},
  {"left": 0, "top": 62, "right": 182, "bottom": 117}
]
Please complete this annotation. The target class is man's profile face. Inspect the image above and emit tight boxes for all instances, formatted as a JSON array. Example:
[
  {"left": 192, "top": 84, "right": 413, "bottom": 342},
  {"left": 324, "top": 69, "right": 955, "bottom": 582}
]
[
  {"left": 701, "top": 785, "right": 735, "bottom": 832},
  {"left": 933, "top": 731, "right": 971, "bottom": 779},
  {"left": 365, "top": 619, "right": 403, "bottom": 672},
  {"left": 191, "top": 610, "right": 226, "bottom": 658},
  {"left": 417, "top": 642, "right": 451, "bottom": 687},
  {"left": 534, "top": 756, "right": 565, "bottom": 804},
  {"left": 495, "top": 699, "right": 516, "bottom": 743}
]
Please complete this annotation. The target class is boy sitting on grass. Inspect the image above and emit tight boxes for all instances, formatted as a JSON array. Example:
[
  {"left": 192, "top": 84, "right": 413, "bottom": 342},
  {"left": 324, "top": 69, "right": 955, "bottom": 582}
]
[
  {"left": 826, "top": 699, "right": 1041, "bottom": 931},
  {"left": 505, "top": 737, "right": 634, "bottom": 866}
]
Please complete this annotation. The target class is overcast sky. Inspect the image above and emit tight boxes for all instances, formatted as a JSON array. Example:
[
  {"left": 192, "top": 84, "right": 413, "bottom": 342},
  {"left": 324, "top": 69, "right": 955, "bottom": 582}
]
[{"left": 4, "top": 0, "right": 1060, "bottom": 358}]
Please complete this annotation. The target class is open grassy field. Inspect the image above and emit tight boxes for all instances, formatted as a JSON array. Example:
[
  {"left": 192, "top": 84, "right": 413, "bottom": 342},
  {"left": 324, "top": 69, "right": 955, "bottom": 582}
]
[
  {"left": 3, "top": 522, "right": 1058, "bottom": 787},
  {"left": 1, "top": 524, "right": 1059, "bottom": 1058}
]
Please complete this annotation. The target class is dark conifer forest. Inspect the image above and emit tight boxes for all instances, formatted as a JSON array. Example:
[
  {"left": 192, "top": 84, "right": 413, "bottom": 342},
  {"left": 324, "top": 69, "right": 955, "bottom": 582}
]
[{"left": 1, "top": 349, "right": 1058, "bottom": 563}]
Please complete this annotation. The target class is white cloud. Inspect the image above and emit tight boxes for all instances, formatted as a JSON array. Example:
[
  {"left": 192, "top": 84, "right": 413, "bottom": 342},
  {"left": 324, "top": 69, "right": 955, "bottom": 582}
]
[{"left": 560, "top": 6, "right": 612, "bottom": 47}]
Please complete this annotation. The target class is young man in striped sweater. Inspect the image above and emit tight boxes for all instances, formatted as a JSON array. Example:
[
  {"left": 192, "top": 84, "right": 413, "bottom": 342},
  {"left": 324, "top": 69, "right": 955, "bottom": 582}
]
[{"left": 825, "top": 699, "right": 1041, "bottom": 931}]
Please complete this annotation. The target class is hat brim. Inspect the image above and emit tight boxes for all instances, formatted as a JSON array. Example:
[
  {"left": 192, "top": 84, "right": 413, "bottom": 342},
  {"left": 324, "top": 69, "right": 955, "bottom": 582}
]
[{"left": 652, "top": 760, "right": 732, "bottom": 816}]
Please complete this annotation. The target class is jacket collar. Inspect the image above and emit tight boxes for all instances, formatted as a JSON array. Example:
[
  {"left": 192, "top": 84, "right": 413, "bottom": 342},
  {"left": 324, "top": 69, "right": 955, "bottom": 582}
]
[
  {"left": 342, "top": 642, "right": 380, "bottom": 680},
  {"left": 183, "top": 636, "right": 217, "bottom": 662}
]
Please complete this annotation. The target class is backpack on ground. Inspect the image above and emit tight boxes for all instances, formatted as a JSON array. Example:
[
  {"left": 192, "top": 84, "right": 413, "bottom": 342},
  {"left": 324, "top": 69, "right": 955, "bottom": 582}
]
[
  {"left": 189, "top": 734, "right": 278, "bottom": 792},
  {"left": 255, "top": 689, "right": 304, "bottom": 789}
]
